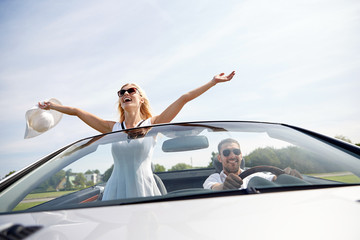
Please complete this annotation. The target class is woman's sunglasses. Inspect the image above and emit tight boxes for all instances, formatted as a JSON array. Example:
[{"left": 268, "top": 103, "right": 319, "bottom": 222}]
[
  {"left": 117, "top": 87, "right": 138, "bottom": 97},
  {"left": 222, "top": 148, "right": 241, "bottom": 157}
]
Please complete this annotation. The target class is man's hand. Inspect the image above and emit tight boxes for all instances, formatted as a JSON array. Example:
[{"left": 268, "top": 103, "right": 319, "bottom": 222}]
[
  {"left": 223, "top": 173, "right": 243, "bottom": 190},
  {"left": 284, "top": 167, "right": 303, "bottom": 179}
]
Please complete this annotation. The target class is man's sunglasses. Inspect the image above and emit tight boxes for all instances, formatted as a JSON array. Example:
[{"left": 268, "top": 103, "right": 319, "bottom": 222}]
[
  {"left": 222, "top": 148, "right": 241, "bottom": 157},
  {"left": 117, "top": 87, "right": 138, "bottom": 97}
]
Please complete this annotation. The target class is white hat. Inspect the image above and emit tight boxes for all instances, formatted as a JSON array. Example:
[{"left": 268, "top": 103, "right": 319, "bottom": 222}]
[{"left": 24, "top": 98, "right": 63, "bottom": 139}]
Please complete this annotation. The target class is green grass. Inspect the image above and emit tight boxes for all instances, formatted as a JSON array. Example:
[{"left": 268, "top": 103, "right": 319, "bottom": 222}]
[
  {"left": 308, "top": 172, "right": 360, "bottom": 184},
  {"left": 13, "top": 191, "right": 75, "bottom": 212},
  {"left": 320, "top": 175, "right": 360, "bottom": 184},
  {"left": 13, "top": 201, "right": 46, "bottom": 211},
  {"left": 23, "top": 190, "right": 75, "bottom": 200}
]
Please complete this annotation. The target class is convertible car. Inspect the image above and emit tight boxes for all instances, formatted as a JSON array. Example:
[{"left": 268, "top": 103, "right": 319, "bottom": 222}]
[{"left": 0, "top": 121, "right": 359, "bottom": 239}]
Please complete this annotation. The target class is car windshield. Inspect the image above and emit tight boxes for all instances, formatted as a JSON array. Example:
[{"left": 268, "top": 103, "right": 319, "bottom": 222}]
[{"left": 1, "top": 121, "right": 360, "bottom": 214}]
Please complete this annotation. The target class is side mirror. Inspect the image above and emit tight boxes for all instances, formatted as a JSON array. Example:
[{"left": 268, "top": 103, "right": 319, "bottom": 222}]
[{"left": 162, "top": 135, "right": 209, "bottom": 152}]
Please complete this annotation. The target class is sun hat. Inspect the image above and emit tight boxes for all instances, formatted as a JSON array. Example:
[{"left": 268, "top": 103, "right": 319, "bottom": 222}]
[{"left": 24, "top": 98, "right": 63, "bottom": 139}]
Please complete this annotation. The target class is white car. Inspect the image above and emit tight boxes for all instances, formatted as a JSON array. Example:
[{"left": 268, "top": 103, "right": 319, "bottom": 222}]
[{"left": 0, "top": 121, "right": 359, "bottom": 239}]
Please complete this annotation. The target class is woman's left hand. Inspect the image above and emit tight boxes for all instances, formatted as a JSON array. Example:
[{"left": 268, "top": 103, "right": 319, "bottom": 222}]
[{"left": 212, "top": 71, "right": 235, "bottom": 84}]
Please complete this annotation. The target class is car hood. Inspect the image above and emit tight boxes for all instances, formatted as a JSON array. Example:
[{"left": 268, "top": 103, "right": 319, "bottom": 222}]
[{"left": 1, "top": 186, "right": 359, "bottom": 240}]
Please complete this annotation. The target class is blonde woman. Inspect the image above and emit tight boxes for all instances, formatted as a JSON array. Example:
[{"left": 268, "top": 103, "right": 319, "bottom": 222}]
[{"left": 39, "top": 71, "right": 235, "bottom": 200}]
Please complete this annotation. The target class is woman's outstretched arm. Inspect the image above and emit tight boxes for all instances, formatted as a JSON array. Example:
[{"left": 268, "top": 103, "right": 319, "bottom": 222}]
[
  {"left": 151, "top": 71, "right": 235, "bottom": 124},
  {"left": 38, "top": 102, "right": 115, "bottom": 133}
]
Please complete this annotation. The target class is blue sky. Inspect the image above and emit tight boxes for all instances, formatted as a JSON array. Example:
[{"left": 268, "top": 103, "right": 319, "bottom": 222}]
[{"left": 0, "top": 0, "right": 359, "bottom": 178}]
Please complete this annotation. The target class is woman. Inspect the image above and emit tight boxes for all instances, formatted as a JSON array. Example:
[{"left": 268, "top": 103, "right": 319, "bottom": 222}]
[{"left": 39, "top": 71, "right": 235, "bottom": 200}]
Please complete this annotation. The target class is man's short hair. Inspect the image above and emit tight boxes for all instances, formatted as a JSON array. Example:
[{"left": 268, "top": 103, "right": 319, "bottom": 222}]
[{"left": 218, "top": 138, "right": 240, "bottom": 153}]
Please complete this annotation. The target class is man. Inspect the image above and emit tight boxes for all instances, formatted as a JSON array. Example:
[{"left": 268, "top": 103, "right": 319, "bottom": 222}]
[{"left": 203, "top": 138, "right": 302, "bottom": 190}]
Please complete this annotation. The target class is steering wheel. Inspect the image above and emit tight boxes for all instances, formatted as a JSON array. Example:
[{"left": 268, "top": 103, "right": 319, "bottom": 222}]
[{"left": 239, "top": 166, "right": 285, "bottom": 179}]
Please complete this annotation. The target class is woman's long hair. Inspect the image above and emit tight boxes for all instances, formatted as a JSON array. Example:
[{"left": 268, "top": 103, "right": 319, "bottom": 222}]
[{"left": 117, "top": 83, "right": 153, "bottom": 122}]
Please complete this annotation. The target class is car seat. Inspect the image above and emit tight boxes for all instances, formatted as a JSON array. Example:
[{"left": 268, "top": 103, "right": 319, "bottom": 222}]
[{"left": 151, "top": 163, "right": 167, "bottom": 195}]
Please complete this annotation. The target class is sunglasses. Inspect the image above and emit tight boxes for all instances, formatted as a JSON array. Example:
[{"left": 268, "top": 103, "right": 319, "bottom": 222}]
[
  {"left": 117, "top": 87, "right": 138, "bottom": 97},
  {"left": 222, "top": 148, "right": 241, "bottom": 157}
]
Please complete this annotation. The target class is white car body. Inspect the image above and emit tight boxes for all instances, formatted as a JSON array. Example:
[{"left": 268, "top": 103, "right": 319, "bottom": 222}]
[
  {"left": 1, "top": 121, "right": 359, "bottom": 239},
  {"left": 1, "top": 186, "right": 359, "bottom": 240}
]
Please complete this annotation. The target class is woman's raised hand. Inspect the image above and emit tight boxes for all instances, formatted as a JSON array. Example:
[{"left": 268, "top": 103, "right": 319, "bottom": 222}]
[
  {"left": 38, "top": 101, "right": 52, "bottom": 110},
  {"left": 212, "top": 71, "right": 235, "bottom": 84}
]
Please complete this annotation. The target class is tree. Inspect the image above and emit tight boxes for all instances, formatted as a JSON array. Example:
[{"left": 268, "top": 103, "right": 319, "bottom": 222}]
[
  {"left": 52, "top": 170, "right": 66, "bottom": 190},
  {"left": 335, "top": 135, "right": 360, "bottom": 147},
  {"left": 103, "top": 164, "right": 114, "bottom": 182},
  {"left": 244, "top": 146, "right": 340, "bottom": 174},
  {"left": 207, "top": 152, "right": 217, "bottom": 168},
  {"left": 169, "top": 163, "right": 192, "bottom": 171},
  {"left": 154, "top": 164, "right": 166, "bottom": 172},
  {"left": 84, "top": 169, "right": 100, "bottom": 175},
  {"left": 31, "top": 170, "right": 67, "bottom": 193},
  {"left": 335, "top": 135, "right": 352, "bottom": 143},
  {"left": 65, "top": 169, "right": 73, "bottom": 190},
  {"left": 74, "top": 173, "right": 86, "bottom": 188},
  {"left": 5, "top": 171, "right": 15, "bottom": 178},
  {"left": 86, "top": 180, "right": 95, "bottom": 187},
  {"left": 245, "top": 147, "right": 281, "bottom": 168}
]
